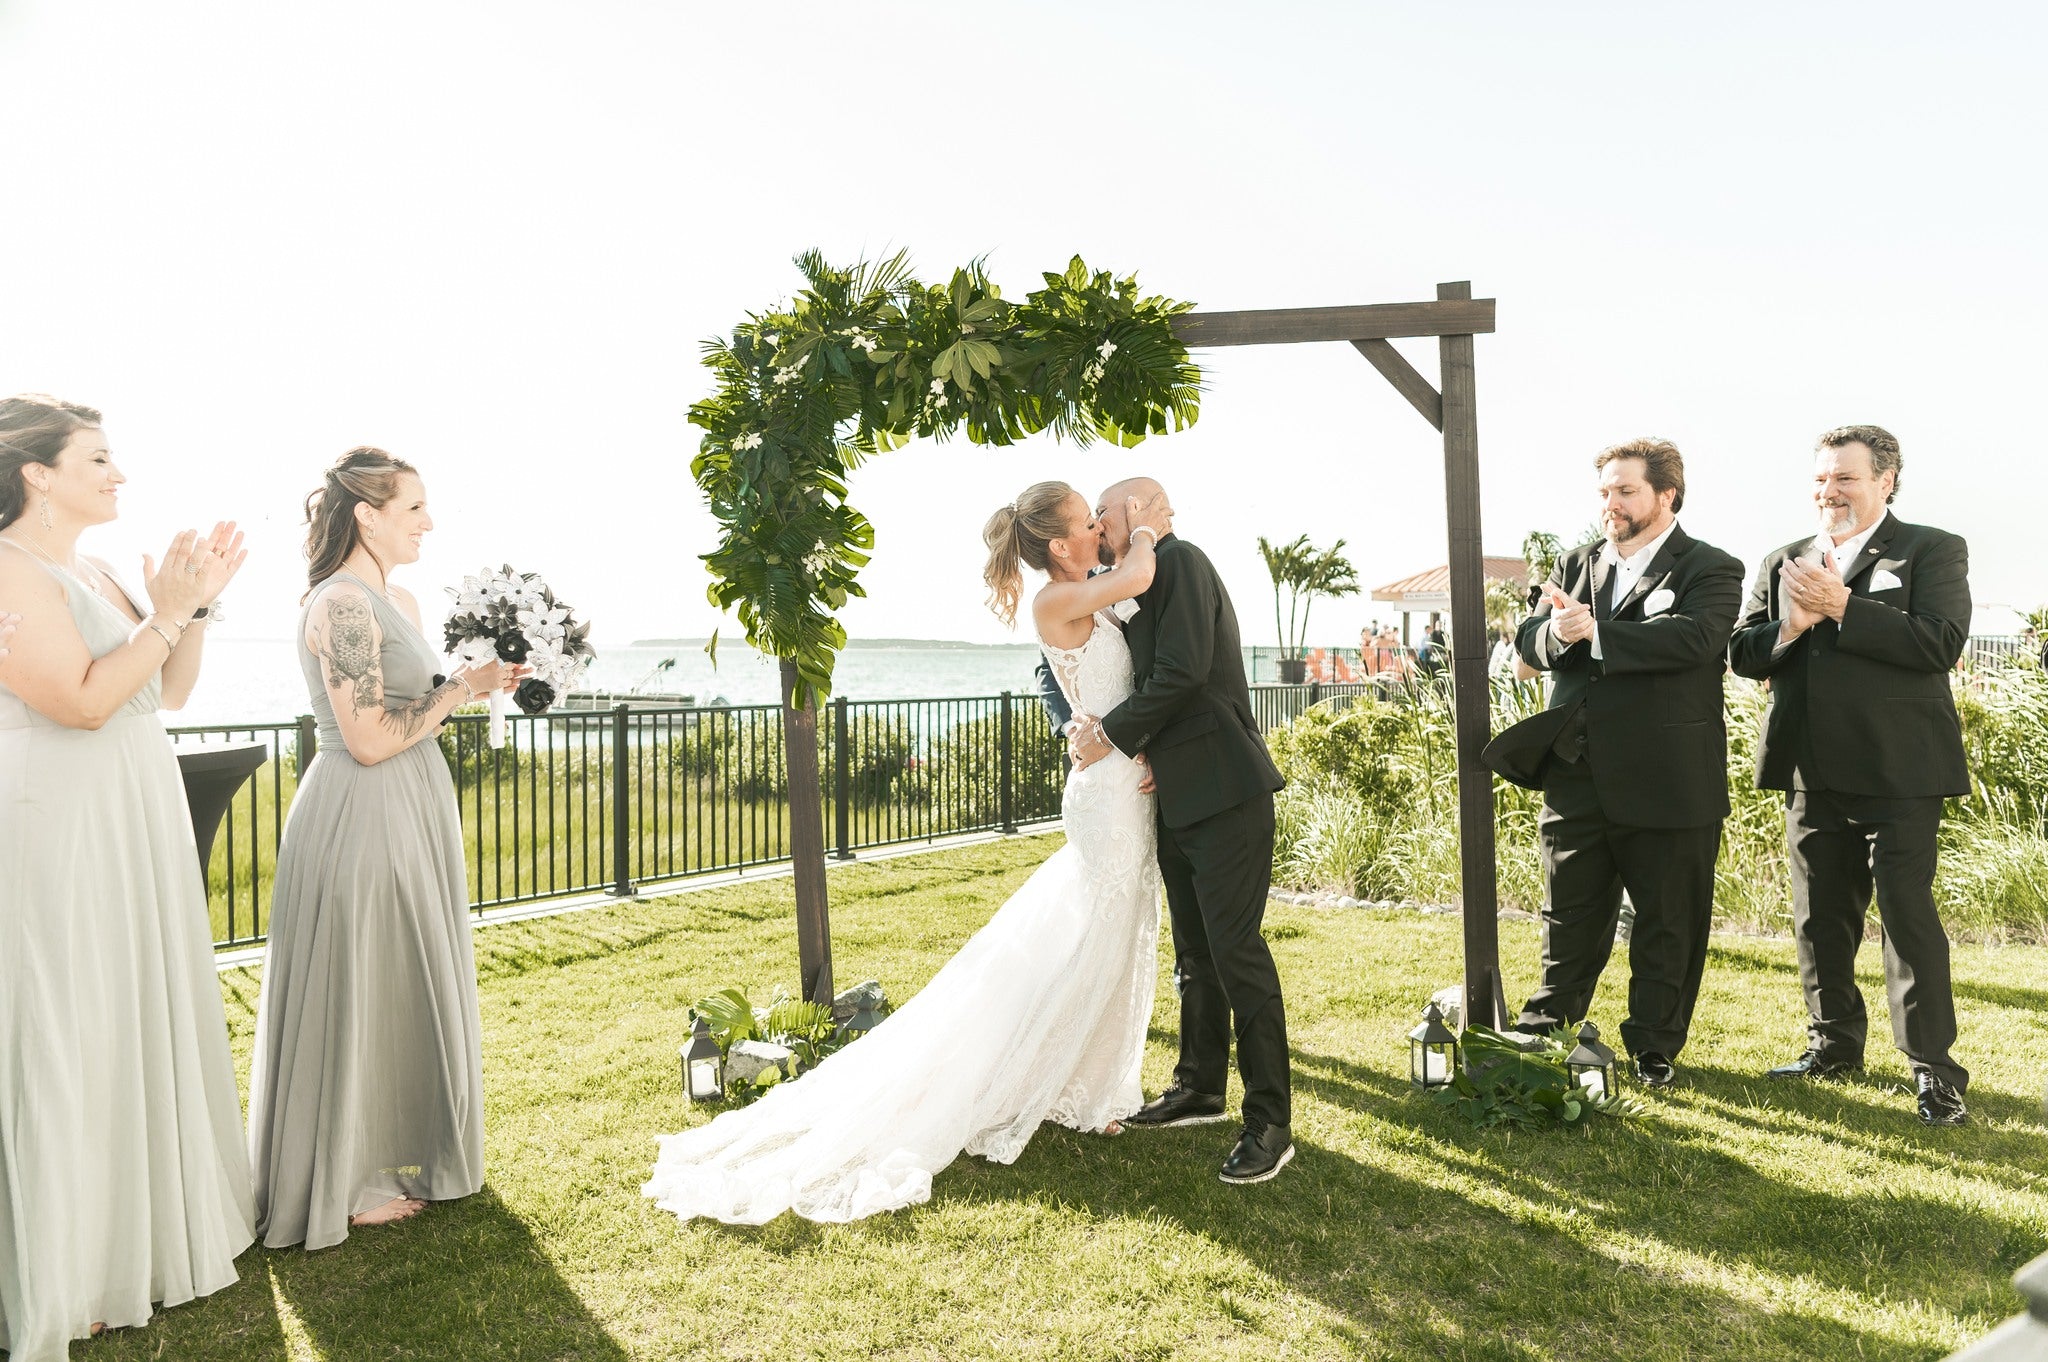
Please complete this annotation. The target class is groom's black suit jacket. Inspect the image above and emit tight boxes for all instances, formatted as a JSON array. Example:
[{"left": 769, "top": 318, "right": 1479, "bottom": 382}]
[
  {"left": 1727, "top": 512, "right": 1970, "bottom": 797},
  {"left": 1485, "top": 524, "right": 1743, "bottom": 828},
  {"left": 1100, "top": 535, "right": 1284, "bottom": 829}
]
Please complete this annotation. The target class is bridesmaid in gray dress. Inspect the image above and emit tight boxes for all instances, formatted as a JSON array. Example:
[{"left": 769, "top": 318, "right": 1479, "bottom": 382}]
[
  {"left": 0, "top": 395, "right": 253, "bottom": 1361},
  {"left": 248, "top": 447, "right": 521, "bottom": 1249}
]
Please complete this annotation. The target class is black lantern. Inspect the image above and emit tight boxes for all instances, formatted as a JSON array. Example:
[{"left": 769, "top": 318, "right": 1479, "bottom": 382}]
[
  {"left": 1566, "top": 1020, "right": 1619, "bottom": 1100},
  {"left": 1409, "top": 1000, "right": 1459, "bottom": 1089},
  {"left": 682, "top": 1015, "right": 725, "bottom": 1103}
]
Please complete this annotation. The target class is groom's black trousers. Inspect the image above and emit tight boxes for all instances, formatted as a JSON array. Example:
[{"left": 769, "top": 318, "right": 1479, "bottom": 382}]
[{"left": 1157, "top": 791, "right": 1291, "bottom": 1130}]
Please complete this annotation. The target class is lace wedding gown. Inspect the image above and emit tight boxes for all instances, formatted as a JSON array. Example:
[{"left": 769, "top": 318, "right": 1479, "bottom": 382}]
[{"left": 643, "top": 612, "right": 1161, "bottom": 1225}]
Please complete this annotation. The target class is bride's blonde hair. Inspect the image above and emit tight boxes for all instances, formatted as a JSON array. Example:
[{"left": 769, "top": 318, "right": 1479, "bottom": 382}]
[{"left": 981, "top": 480, "right": 1077, "bottom": 626}]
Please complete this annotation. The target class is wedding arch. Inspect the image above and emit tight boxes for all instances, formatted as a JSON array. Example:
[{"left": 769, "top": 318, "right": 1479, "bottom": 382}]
[{"left": 691, "top": 255, "right": 1503, "bottom": 1029}]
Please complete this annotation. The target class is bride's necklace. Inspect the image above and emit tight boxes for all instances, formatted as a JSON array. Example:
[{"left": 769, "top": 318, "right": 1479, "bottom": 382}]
[{"left": 1, "top": 530, "right": 107, "bottom": 597}]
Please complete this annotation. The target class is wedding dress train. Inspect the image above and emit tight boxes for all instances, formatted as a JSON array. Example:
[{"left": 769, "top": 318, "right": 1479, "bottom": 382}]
[{"left": 642, "top": 613, "right": 1160, "bottom": 1224}]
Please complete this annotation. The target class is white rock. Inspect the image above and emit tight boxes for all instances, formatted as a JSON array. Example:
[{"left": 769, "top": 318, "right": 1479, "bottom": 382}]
[
  {"left": 725, "top": 1039, "right": 793, "bottom": 1086},
  {"left": 1337, "top": 895, "right": 1361, "bottom": 909},
  {"left": 1429, "top": 984, "right": 1465, "bottom": 1032}
]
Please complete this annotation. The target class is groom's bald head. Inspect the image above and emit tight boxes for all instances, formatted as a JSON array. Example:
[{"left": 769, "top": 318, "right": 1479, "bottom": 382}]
[
  {"left": 1095, "top": 477, "right": 1170, "bottom": 565},
  {"left": 1098, "top": 477, "right": 1165, "bottom": 517}
]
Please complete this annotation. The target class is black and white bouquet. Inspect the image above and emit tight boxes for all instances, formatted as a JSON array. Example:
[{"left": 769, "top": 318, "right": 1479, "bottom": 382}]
[{"left": 443, "top": 565, "right": 595, "bottom": 746}]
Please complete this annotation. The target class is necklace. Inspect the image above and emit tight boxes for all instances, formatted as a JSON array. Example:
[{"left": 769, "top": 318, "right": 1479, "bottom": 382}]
[{"left": 1, "top": 531, "right": 108, "bottom": 598}]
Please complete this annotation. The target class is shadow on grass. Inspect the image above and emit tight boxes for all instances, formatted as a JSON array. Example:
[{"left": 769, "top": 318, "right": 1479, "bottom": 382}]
[
  {"left": 1282, "top": 1046, "right": 2042, "bottom": 1331},
  {"left": 267, "top": 1186, "right": 627, "bottom": 1362}
]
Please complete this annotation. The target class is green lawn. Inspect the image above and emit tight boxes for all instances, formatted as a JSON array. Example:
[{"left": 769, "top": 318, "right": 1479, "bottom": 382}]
[{"left": 102, "top": 835, "right": 2048, "bottom": 1361}]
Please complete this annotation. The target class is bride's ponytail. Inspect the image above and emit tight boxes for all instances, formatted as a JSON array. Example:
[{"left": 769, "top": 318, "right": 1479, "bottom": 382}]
[{"left": 982, "top": 480, "right": 1076, "bottom": 626}]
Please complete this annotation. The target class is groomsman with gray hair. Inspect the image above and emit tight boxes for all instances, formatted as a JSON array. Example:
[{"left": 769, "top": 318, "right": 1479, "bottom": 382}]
[{"left": 1729, "top": 424, "right": 1973, "bottom": 1126}]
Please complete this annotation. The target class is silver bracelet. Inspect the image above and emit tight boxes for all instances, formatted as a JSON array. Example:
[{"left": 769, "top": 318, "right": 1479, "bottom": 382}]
[{"left": 144, "top": 623, "right": 178, "bottom": 653}]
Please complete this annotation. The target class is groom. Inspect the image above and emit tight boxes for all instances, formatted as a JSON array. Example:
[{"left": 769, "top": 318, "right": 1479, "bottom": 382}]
[{"left": 1069, "top": 478, "right": 1293, "bottom": 1185}]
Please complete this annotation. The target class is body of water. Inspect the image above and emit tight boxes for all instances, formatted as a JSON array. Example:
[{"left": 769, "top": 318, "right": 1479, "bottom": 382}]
[{"left": 172, "top": 638, "right": 1056, "bottom": 728}]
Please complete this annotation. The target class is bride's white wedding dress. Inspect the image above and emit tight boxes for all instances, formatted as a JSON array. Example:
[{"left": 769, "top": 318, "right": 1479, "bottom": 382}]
[{"left": 643, "top": 612, "right": 1161, "bottom": 1225}]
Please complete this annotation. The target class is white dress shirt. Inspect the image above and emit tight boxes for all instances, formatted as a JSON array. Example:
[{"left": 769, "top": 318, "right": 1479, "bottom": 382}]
[{"left": 1587, "top": 518, "right": 1680, "bottom": 659}]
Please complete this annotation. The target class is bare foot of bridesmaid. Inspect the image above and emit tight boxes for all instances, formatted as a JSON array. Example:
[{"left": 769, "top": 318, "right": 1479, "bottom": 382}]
[{"left": 349, "top": 1196, "right": 427, "bottom": 1227}]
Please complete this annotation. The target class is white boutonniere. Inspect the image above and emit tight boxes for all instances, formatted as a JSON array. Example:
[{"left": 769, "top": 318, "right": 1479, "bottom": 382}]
[
  {"left": 1868, "top": 568, "right": 1903, "bottom": 592},
  {"left": 1642, "top": 588, "right": 1676, "bottom": 617},
  {"left": 1110, "top": 598, "right": 1140, "bottom": 623}
]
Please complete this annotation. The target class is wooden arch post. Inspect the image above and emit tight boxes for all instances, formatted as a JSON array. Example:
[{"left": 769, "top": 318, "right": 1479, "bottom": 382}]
[{"left": 1172, "top": 282, "right": 1507, "bottom": 1028}]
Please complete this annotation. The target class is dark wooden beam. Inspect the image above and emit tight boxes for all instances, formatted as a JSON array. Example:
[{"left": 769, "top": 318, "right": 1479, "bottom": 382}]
[
  {"left": 1174, "top": 298, "right": 1495, "bottom": 347},
  {"left": 1434, "top": 280, "right": 1507, "bottom": 1030},
  {"left": 779, "top": 659, "right": 834, "bottom": 1004},
  {"left": 1352, "top": 338, "right": 1443, "bottom": 432}
]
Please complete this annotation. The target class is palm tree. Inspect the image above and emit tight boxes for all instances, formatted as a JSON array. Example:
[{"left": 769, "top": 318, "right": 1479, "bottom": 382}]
[{"left": 1257, "top": 534, "right": 1360, "bottom": 680}]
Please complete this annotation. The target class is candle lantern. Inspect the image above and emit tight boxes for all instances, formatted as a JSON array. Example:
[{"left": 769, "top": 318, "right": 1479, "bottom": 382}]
[
  {"left": 1566, "top": 1020, "right": 1619, "bottom": 1101},
  {"left": 682, "top": 1015, "right": 726, "bottom": 1103},
  {"left": 1408, "top": 1000, "right": 1459, "bottom": 1090}
]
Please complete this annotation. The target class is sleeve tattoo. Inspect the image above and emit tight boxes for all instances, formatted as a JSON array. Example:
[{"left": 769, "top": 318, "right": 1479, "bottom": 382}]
[{"left": 318, "top": 592, "right": 461, "bottom": 744}]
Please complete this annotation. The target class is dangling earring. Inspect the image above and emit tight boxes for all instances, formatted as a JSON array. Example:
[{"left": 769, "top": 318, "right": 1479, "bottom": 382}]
[{"left": 38, "top": 494, "right": 52, "bottom": 531}]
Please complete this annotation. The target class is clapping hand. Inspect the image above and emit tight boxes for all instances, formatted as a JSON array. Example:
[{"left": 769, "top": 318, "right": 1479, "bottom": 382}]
[
  {"left": 1781, "top": 552, "right": 1848, "bottom": 629},
  {"left": 141, "top": 522, "right": 248, "bottom": 622},
  {"left": 1542, "top": 583, "right": 1595, "bottom": 646}
]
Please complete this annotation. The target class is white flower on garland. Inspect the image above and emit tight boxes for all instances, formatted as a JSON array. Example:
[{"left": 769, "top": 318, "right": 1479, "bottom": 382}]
[
  {"left": 847, "top": 329, "right": 878, "bottom": 354},
  {"left": 1096, "top": 339, "right": 1118, "bottom": 360},
  {"left": 735, "top": 432, "right": 763, "bottom": 450}
]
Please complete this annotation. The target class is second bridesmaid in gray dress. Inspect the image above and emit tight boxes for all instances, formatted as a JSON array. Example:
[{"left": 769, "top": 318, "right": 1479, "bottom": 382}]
[{"left": 248, "top": 447, "right": 522, "bottom": 1249}]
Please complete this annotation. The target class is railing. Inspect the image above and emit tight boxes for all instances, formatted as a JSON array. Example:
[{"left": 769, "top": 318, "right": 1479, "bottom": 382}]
[{"left": 176, "top": 691, "right": 1077, "bottom": 951}]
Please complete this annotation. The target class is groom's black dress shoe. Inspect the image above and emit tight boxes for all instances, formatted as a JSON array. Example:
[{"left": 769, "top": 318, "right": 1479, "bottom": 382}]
[
  {"left": 1631, "top": 1052, "right": 1676, "bottom": 1088},
  {"left": 1764, "top": 1049, "right": 1863, "bottom": 1081},
  {"left": 1125, "top": 1086, "right": 1227, "bottom": 1129},
  {"left": 1219, "top": 1121, "right": 1293, "bottom": 1185},
  {"left": 1915, "top": 1072, "right": 1968, "bottom": 1127}
]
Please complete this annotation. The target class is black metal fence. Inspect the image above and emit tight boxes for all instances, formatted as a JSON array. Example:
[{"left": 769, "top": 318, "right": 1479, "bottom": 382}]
[{"left": 175, "top": 691, "right": 1077, "bottom": 951}]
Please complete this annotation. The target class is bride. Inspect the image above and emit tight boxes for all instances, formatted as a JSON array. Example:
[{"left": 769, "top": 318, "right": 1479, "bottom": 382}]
[{"left": 643, "top": 480, "right": 1173, "bottom": 1225}]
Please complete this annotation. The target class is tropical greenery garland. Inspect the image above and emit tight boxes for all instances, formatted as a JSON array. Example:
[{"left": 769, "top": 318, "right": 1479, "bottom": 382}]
[{"left": 689, "top": 251, "right": 1203, "bottom": 707}]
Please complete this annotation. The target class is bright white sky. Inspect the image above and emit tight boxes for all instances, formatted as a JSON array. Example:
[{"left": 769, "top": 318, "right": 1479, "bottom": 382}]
[{"left": 4, "top": 1, "right": 2042, "bottom": 653}]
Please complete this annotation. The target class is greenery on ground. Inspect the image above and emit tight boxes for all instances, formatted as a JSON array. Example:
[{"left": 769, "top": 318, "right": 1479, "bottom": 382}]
[
  {"left": 1270, "top": 656, "right": 2048, "bottom": 942},
  {"left": 101, "top": 837, "right": 2048, "bottom": 1361}
]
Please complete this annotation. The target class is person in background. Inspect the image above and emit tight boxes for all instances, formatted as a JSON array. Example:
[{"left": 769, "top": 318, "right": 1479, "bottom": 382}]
[
  {"left": 1728, "top": 424, "right": 1973, "bottom": 1127},
  {"left": 247, "top": 447, "right": 521, "bottom": 1250},
  {"left": 0, "top": 394, "right": 254, "bottom": 1361}
]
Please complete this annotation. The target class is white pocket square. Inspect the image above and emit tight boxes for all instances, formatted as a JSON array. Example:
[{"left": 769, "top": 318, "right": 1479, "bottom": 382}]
[
  {"left": 1641, "top": 588, "right": 1675, "bottom": 617},
  {"left": 1110, "top": 598, "right": 1140, "bottom": 622},
  {"left": 1868, "top": 569, "right": 1903, "bottom": 592}
]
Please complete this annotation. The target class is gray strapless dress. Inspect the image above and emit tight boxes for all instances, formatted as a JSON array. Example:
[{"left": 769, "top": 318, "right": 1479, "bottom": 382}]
[
  {"left": 0, "top": 549, "right": 255, "bottom": 1362},
  {"left": 246, "top": 571, "right": 484, "bottom": 1250}
]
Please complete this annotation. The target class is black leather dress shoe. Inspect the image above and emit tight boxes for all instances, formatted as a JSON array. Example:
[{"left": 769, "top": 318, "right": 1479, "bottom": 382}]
[
  {"left": 1125, "top": 1086, "right": 1228, "bottom": 1129},
  {"left": 1916, "top": 1072, "right": 1968, "bottom": 1127},
  {"left": 1219, "top": 1122, "right": 1293, "bottom": 1185},
  {"left": 1764, "top": 1049, "right": 1863, "bottom": 1081},
  {"left": 1632, "top": 1052, "right": 1676, "bottom": 1088}
]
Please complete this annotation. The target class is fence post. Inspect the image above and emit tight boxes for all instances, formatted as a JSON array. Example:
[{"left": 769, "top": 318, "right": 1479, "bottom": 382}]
[
  {"left": 610, "top": 703, "right": 635, "bottom": 897},
  {"left": 295, "top": 714, "right": 317, "bottom": 774},
  {"left": 999, "top": 691, "right": 1016, "bottom": 834},
  {"left": 832, "top": 694, "right": 853, "bottom": 860},
  {"left": 1308, "top": 681, "right": 1321, "bottom": 708}
]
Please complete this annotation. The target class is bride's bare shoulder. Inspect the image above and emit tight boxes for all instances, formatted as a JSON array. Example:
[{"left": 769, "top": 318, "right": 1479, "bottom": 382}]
[{"left": 1032, "top": 582, "right": 1095, "bottom": 648}]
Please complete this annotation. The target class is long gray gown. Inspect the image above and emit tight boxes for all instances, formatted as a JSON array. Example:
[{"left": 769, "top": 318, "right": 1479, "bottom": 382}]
[
  {"left": 0, "top": 547, "right": 255, "bottom": 1362},
  {"left": 246, "top": 571, "right": 484, "bottom": 1250}
]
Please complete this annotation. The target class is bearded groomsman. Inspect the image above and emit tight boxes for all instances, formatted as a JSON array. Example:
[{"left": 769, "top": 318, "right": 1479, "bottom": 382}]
[
  {"left": 1485, "top": 439, "right": 1744, "bottom": 1088},
  {"left": 1728, "top": 425, "right": 1972, "bottom": 1126}
]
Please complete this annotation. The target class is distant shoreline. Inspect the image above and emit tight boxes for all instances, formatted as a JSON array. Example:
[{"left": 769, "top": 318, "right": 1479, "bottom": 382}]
[{"left": 629, "top": 637, "right": 1037, "bottom": 651}]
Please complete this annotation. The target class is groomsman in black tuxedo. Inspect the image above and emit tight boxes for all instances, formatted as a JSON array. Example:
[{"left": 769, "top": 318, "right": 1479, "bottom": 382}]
[
  {"left": 1728, "top": 425, "right": 1972, "bottom": 1126},
  {"left": 1484, "top": 439, "right": 1743, "bottom": 1087}
]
